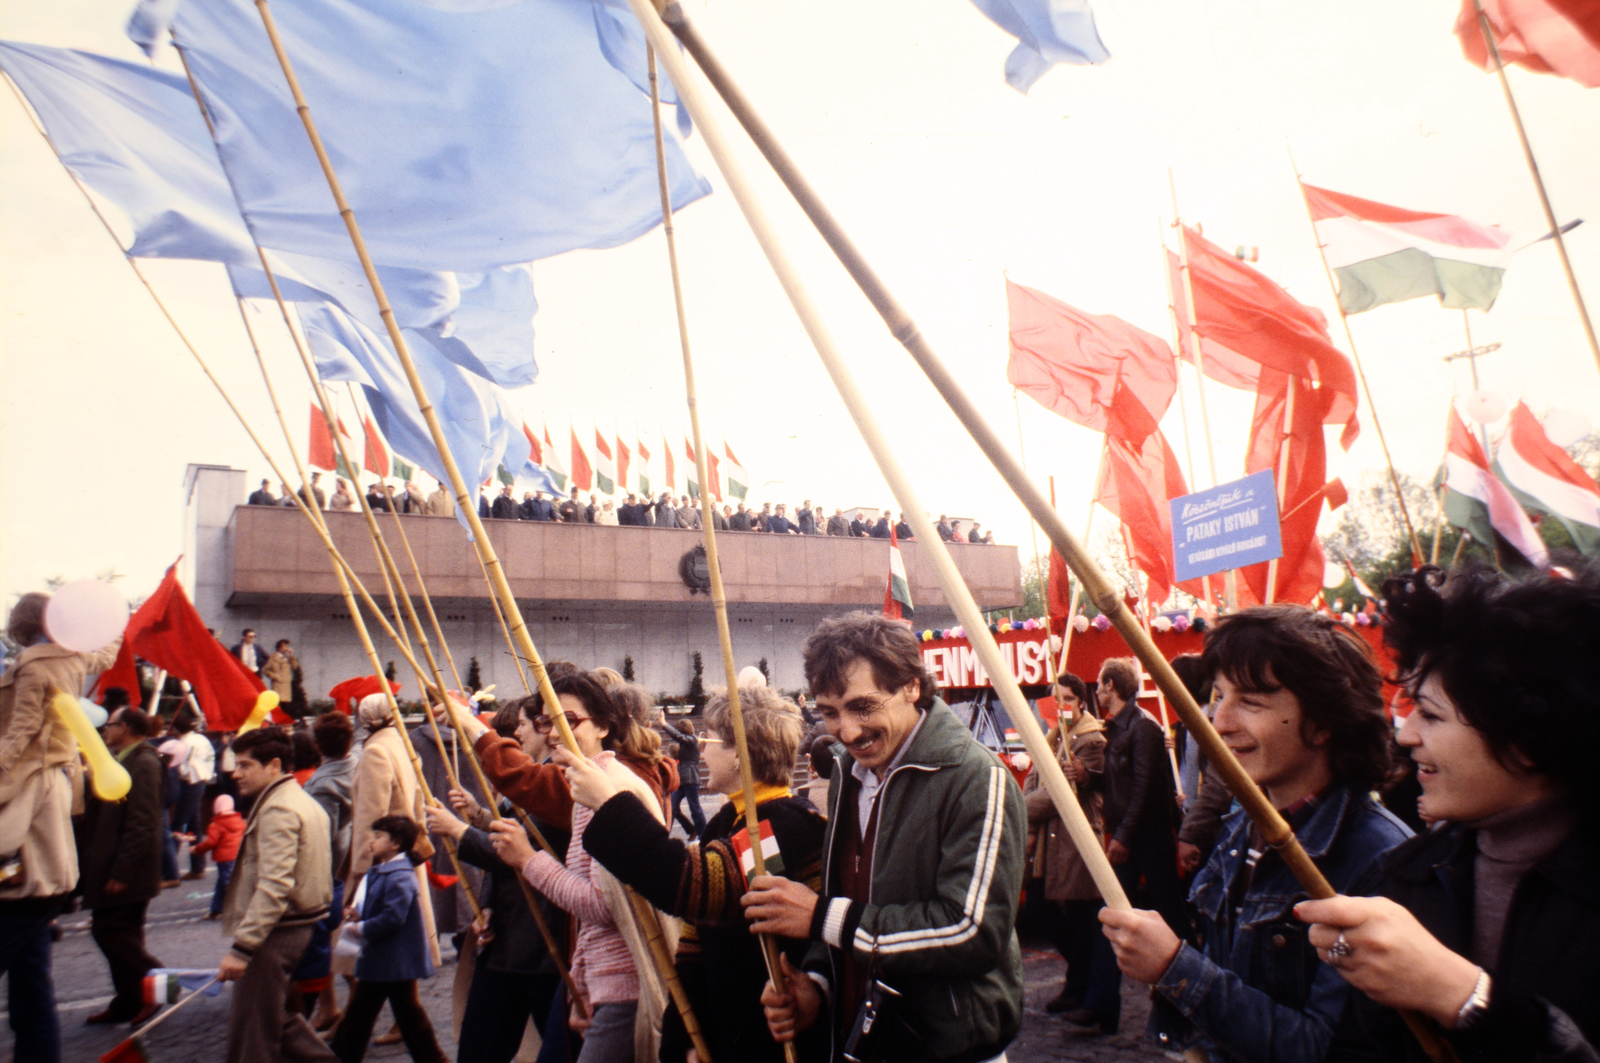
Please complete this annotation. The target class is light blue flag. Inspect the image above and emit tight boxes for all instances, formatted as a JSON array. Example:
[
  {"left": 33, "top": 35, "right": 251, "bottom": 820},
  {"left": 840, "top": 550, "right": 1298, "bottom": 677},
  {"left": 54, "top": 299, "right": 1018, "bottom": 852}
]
[
  {"left": 968, "top": 0, "right": 1110, "bottom": 93},
  {"left": 0, "top": 41, "right": 541, "bottom": 388},
  {"left": 144, "top": 0, "right": 712, "bottom": 271},
  {"left": 0, "top": 41, "right": 253, "bottom": 263},
  {"left": 298, "top": 300, "right": 561, "bottom": 497}
]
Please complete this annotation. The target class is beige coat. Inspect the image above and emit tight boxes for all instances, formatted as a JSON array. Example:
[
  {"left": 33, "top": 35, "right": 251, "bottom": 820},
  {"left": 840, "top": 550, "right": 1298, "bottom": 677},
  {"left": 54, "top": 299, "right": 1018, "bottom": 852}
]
[
  {"left": 0, "top": 639, "right": 120, "bottom": 899},
  {"left": 1023, "top": 713, "right": 1107, "bottom": 903},
  {"left": 222, "top": 773, "right": 333, "bottom": 958},
  {"left": 261, "top": 650, "right": 296, "bottom": 701},
  {"left": 426, "top": 488, "right": 453, "bottom": 518},
  {"left": 348, "top": 724, "right": 440, "bottom": 964}
]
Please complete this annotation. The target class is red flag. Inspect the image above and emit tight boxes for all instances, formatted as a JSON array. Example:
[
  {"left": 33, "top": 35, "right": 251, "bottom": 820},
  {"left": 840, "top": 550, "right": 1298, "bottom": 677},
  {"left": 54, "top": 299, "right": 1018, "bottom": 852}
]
[
  {"left": 309, "top": 403, "right": 336, "bottom": 470},
  {"left": 706, "top": 448, "right": 722, "bottom": 502},
  {"left": 522, "top": 422, "right": 542, "bottom": 465},
  {"left": 616, "top": 436, "right": 631, "bottom": 492},
  {"left": 1095, "top": 431, "right": 1189, "bottom": 606},
  {"left": 1238, "top": 371, "right": 1331, "bottom": 607},
  {"left": 1006, "top": 280, "right": 1176, "bottom": 446},
  {"left": 96, "top": 638, "right": 144, "bottom": 708},
  {"left": 362, "top": 416, "right": 389, "bottom": 478},
  {"left": 1179, "top": 226, "right": 1361, "bottom": 450},
  {"left": 570, "top": 427, "right": 593, "bottom": 491},
  {"left": 1046, "top": 548, "right": 1072, "bottom": 622},
  {"left": 92, "top": 565, "right": 269, "bottom": 731},
  {"left": 99, "top": 1034, "right": 151, "bottom": 1063},
  {"left": 1167, "top": 251, "right": 1265, "bottom": 392},
  {"left": 1456, "top": 0, "right": 1600, "bottom": 87}
]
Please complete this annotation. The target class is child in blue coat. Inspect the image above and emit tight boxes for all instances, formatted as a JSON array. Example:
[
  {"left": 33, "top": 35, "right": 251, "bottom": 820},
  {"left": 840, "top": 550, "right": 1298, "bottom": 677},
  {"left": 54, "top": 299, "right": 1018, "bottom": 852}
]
[{"left": 329, "top": 815, "right": 446, "bottom": 1063}]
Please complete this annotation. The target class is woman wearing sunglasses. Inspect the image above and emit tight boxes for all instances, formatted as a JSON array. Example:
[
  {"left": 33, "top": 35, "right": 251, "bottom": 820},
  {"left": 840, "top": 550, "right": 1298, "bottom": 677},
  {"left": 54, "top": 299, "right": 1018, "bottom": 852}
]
[{"left": 1298, "top": 564, "right": 1600, "bottom": 1061}]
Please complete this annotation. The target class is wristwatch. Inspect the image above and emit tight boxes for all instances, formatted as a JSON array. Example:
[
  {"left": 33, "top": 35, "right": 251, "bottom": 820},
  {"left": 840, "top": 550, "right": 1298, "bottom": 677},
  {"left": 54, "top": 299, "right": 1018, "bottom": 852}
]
[{"left": 1454, "top": 967, "right": 1492, "bottom": 1030}]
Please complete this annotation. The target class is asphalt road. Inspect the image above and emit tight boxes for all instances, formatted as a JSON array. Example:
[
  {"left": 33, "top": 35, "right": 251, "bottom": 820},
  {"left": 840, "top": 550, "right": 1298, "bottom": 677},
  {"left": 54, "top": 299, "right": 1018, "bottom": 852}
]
[{"left": 3, "top": 846, "right": 1175, "bottom": 1063}]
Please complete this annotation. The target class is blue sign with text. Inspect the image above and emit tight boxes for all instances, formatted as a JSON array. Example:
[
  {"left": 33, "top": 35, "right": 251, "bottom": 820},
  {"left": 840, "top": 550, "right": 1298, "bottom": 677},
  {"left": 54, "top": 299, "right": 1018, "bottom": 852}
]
[{"left": 1170, "top": 470, "right": 1283, "bottom": 582}]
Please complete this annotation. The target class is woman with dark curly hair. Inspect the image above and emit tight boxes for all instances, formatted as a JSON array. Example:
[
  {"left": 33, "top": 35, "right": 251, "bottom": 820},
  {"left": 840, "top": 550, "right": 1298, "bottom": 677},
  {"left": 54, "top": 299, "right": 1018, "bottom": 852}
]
[{"left": 1300, "top": 564, "right": 1600, "bottom": 1062}]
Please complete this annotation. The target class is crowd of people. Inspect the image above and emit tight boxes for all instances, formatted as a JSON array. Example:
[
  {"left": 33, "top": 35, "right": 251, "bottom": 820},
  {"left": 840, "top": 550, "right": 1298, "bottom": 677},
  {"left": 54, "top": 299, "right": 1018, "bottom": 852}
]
[
  {"left": 2, "top": 562, "right": 1597, "bottom": 1063},
  {"left": 246, "top": 475, "right": 998, "bottom": 544}
]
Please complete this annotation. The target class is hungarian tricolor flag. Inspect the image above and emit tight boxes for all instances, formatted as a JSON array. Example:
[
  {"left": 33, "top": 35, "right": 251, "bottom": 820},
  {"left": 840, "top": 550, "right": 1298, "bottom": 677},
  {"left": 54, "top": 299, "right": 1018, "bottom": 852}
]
[
  {"left": 616, "top": 436, "right": 631, "bottom": 495},
  {"left": 1495, "top": 402, "right": 1600, "bottom": 555},
  {"left": 684, "top": 438, "right": 699, "bottom": 500},
  {"left": 1443, "top": 405, "right": 1549, "bottom": 568},
  {"left": 569, "top": 427, "right": 592, "bottom": 492},
  {"left": 636, "top": 438, "right": 652, "bottom": 496},
  {"left": 594, "top": 429, "right": 616, "bottom": 495},
  {"left": 522, "top": 422, "right": 543, "bottom": 466},
  {"left": 724, "top": 442, "right": 749, "bottom": 501},
  {"left": 1301, "top": 183, "right": 1513, "bottom": 314},
  {"left": 143, "top": 969, "right": 223, "bottom": 1005},
  {"left": 541, "top": 424, "right": 567, "bottom": 492},
  {"left": 884, "top": 524, "right": 915, "bottom": 620},
  {"left": 362, "top": 416, "right": 389, "bottom": 478}
]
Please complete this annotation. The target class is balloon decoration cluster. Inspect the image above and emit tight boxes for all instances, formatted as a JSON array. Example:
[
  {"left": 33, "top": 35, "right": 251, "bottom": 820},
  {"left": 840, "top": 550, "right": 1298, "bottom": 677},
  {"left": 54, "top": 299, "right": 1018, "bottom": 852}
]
[
  {"left": 916, "top": 614, "right": 1203, "bottom": 641},
  {"left": 918, "top": 617, "right": 1048, "bottom": 642}
]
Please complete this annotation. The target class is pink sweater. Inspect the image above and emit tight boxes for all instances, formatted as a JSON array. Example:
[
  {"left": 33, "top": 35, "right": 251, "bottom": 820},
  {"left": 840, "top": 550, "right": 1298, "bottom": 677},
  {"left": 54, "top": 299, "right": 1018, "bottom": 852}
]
[{"left": 523, "top": 781, "right": 639, "bottom": 1005}]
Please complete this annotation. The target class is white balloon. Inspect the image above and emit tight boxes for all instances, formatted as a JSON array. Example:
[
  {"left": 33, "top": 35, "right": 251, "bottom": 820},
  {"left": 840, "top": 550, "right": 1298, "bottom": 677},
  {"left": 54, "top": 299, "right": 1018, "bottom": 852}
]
[
  {"left": 1543, "top": 408, "right": 1590, "bottom": 448},
  {"left": 44, "top": 580, "right": 128, "bottom": 653},
  {"left": 736, "top": 665, "right": 767, "bottom": 688},
  {"left": 78, "top": 696, "right": 109, "bottom": 729},
  {"left": 1010, "top": 752, "right": 1031, "bottom": 775},
  {"left": 1465, "top": 390, "right": 1507, "bottom": 425},
  {"left": 1324, "top": 562, "right": 1346, "bottom": 588}
]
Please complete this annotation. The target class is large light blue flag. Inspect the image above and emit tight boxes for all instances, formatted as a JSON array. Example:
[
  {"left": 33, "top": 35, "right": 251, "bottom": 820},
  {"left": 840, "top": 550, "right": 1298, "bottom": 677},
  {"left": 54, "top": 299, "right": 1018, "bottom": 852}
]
[
  {"left": 0, "top": 41, "right": 540, "bottom": 388},
  {"left": 968, "top": 0, "right": 1110, "bottom": 93},
  {"left": 143, "top": 0, "right": 711, "bottom": 271}
]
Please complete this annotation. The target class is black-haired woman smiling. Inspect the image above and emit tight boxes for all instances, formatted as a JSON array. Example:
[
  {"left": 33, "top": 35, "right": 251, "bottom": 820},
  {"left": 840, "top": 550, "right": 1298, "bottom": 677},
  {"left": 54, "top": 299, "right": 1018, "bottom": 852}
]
[{"left": 1298, "top": 564, "right": 1600, "bottom": 1062}]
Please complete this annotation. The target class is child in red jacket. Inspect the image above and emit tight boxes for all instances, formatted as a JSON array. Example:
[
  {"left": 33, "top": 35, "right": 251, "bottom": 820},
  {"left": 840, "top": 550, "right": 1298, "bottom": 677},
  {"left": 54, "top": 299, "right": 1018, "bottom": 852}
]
[{"left": 192, "top": 794, "right": 244, "bottom": 918}]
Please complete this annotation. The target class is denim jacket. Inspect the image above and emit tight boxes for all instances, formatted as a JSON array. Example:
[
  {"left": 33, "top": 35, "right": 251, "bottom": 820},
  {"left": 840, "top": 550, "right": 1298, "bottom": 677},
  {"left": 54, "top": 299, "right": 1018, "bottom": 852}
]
[{"left": 1149, "top": 783, "right": 1411, "bottom": 1063}]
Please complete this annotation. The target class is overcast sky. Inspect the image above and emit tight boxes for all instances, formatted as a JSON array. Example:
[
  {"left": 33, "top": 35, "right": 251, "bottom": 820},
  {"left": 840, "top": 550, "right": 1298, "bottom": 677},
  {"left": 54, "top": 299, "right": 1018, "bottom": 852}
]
[{"left": 2, "top": 0, "right": 1597, "bottom": 608}]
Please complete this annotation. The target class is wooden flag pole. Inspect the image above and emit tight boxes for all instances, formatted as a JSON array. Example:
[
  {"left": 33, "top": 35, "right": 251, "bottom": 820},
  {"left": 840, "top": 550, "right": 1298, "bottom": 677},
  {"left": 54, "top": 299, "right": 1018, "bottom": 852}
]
[
  {"left": 1472, "top": 0, "right": 1600, "bottom": 380},
  {"left": 1288, "top": 161, "right": 1424, "bottom": 560},
  {"left": 1263, "top": 377, "right": 1297, "bottom": 604},
  {"left": 625, "top": 0, "right": 1127, "bottom": 916},
  {"left": 647, "top": 45, "right": 788, "bottom": 1063}
]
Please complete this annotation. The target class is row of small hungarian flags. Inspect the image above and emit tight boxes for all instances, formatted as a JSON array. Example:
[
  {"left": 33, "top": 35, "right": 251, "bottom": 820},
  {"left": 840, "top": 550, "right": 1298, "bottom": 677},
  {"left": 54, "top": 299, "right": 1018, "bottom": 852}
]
[
  {"left": 308, "top": 401, "right": 753, "bottom": 504},
  {"left": 1010, "top": 173, "right": 1597, "bottom": 611}
]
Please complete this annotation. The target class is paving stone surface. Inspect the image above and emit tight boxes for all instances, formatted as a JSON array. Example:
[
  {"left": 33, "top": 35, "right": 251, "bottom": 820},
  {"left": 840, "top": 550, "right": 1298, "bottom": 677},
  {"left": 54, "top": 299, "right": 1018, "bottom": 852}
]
[{"left": 4, "top": 835, "right": 1174, "bottom": 1063}]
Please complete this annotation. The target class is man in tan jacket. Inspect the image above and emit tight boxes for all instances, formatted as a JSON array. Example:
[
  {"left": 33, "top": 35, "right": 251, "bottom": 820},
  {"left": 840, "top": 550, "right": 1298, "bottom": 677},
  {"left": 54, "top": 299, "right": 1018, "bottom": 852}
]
[
  {"left": 218, "top": 727, "right": 336, "bottom": 1063},
  {"left": 261, "top": 640, "right": 297, "bottom": 703},
  {"left": 425, "top": 480, "right": 453, "bottom": 518}
]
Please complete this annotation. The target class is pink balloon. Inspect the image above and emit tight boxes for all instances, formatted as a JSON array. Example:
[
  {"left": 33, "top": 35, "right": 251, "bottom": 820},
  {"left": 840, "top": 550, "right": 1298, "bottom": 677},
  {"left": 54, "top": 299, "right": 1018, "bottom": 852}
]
[{"left": 44, "top": 579, "right": 129, "bottom": 653}]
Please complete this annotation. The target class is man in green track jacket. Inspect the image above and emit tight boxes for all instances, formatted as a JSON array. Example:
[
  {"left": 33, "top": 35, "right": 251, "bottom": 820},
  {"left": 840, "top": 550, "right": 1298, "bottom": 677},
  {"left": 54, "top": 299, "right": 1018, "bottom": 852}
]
[{"left": 745, "top": 611, "right": 1026, "bottom": 1063}]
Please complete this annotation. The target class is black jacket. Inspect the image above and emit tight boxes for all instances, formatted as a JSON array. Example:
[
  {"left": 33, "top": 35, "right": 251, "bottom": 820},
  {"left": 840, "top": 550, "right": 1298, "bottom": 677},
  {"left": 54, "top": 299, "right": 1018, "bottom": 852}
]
[
  {"left": 248, "top": 489, "right": 277, "bottom": 506},
  {"left": 768, "top": 515, "right": 796, "bottom": 535},
  {"left": 453, "top": 804, "right": 570, "bottom": 977},
  {"left": 826, "top": 515, "right": 849, "bottom": 537},
  {"left": 79, "top": 740, "right": 165, "bottom": 907},
  {"left": 367, "top": 489, "right": 392, "bottom": 513},
  {"left": 895, "top": 521, "right": 914, "bottom": 540},
  {"left": 797, "top": 510, "right": 817, "bottom": 535},
  {"left": 490, "top": 495, "right": 518, "bottom": 520},
  {"left": 1327, "top": 820, "right": 1600, "bottom": 1063},
  {"left": 870, "top": 518, "right": 891, "bottom": 539},
  {"left": 730, "top": 511, "right": 752, "bottom": 531},
  {"left": 849, "top": 518, "right": 870, "bottom": 538},
  {"left": 1095, "top": 705, "right": 1175, "bottom": 845}
]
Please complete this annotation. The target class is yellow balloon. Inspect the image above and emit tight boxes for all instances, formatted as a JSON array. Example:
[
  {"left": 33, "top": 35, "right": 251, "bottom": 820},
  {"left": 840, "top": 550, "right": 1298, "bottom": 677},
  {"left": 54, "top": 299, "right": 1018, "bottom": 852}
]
[
  {"left": 237, "top": 690, "right": 280, "bottom": 734},
  {"left": 50, "top": 691, "right": 131, "bottom": 802}
]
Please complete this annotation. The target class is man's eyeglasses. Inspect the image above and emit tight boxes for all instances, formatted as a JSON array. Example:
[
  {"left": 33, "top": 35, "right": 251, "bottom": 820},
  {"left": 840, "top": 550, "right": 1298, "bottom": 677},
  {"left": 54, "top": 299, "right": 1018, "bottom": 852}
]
[{"left": 531, "top": 712, "right": 592, "bottom": 735}]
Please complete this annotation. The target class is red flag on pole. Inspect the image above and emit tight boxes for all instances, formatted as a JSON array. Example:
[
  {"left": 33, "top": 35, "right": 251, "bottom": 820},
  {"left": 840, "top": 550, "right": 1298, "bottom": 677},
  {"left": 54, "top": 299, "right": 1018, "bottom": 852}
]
[
  {"left": 309, "top": 403, "right": 335, "bottom": 470},
  {"left": 362, "top": 416, "right": 389, "bottom": 478},
  {"left": 616, "top": 436, "right": 631, "bottom": 493},
  {"left": 570, "top": 427, "right": 593, "bottom": 492},
  {"left": 1006, "top": 280, "right": 1176, "bottom": 446},
  {"left": 1455, "top": 0, "right": 1600, "bottom": 87},
  {"left": 1238, "top": 371, "right": 1332, "bottom": 607},
  {"left": 1046, "top": 548, "right": 1072, "bottom": 622},
  {"left": 706, "top": 448, "right": 722, "bottom": 502},
  {"left": 1095, "top": 430, "right": 1189, "bottom": 607},
  {"left": 1179, "top": 225, "right": 1361, "bottom": 450},
  {"left": 93, "top": 565, "right": 274, "bottom": 730}
]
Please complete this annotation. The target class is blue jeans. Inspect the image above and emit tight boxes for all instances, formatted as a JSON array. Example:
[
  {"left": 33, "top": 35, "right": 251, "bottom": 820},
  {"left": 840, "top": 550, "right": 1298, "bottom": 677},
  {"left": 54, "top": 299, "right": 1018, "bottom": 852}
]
[
  {"left": 0, "top": 900, "right": 64, "bottom": 1063},
  {"left": 161, "top": 809, "right": 180, "bottom": 882},
  {"left": 576, "top": 1000, "right": 637, "bottom": 1063},
  {"left": 458, "top": 968, "right": 559, "bottom": 1063},
  {"left": 211, "top": 859, "right": 235, "bottom": 915},
  {"left": 671, "top": 782, "right": 705, "bottom": 836}
]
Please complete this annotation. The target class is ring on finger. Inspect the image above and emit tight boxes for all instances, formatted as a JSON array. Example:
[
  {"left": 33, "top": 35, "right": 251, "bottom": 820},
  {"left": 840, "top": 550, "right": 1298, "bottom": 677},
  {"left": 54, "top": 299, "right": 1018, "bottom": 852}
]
[{"left": 1326, "top": 931, "right": 1355, "bottom": 967}]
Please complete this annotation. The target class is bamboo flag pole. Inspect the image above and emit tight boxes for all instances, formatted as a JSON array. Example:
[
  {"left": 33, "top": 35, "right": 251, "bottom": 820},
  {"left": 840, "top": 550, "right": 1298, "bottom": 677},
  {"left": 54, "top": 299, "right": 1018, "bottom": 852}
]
[
  {"left": 645, "top": 13, "right": 1453, "bottom": 1056},
  {"left": 647, "top": 45, "right": 787, "bottom": 1063},
  {"left": 1167, "top": 176, "right": 1238, "bottom": 612},
  {"left": 624, "top": 0, "right": 1127, "bottom": 915},
  {"left": 1288, "top": 161, "right": 1424, "bottom": 560},
  {"left": 1472, "top": 0, "right": 1600, "bottom": 380}
]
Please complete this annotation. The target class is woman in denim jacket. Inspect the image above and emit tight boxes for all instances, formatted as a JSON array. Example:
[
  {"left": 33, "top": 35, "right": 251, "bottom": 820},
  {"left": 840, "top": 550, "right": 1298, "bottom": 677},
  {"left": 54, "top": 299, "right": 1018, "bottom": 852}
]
[{"left": 1100, "top": 607, "right": 1411, "bottom": 1062}]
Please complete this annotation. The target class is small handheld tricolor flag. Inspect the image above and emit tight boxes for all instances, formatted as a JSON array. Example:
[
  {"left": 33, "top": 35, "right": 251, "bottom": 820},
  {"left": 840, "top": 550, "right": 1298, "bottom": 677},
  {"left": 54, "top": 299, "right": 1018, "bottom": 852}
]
[
  {"left": 729, "top": 818, "right": 783, "bottom": 889},
  {"left": 143, "top": 968, "right": 225, "bottom": 1005}
]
